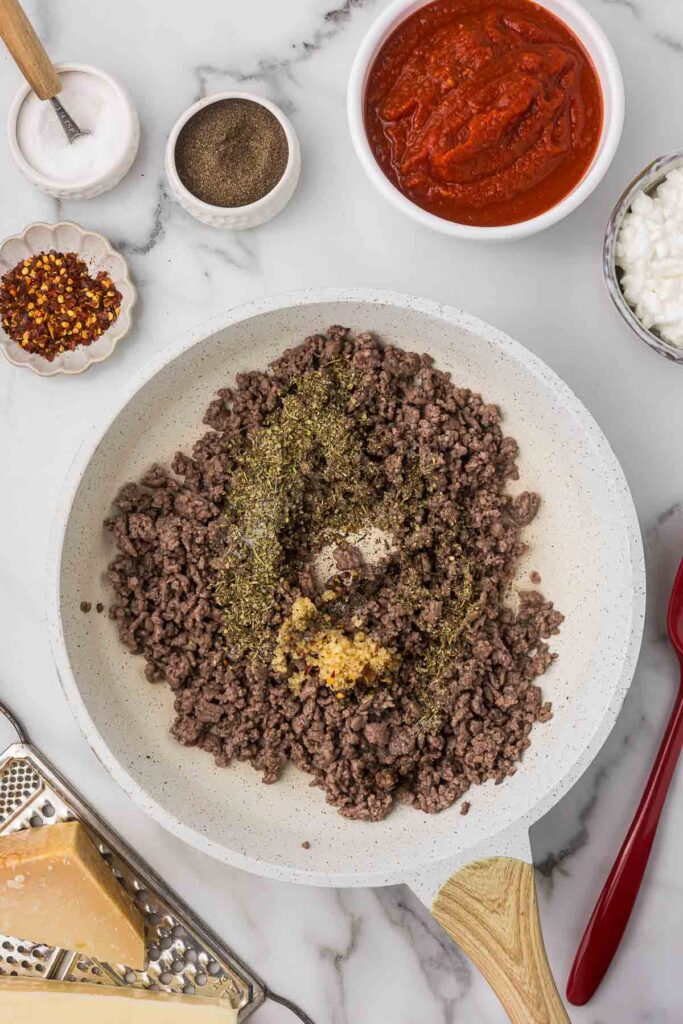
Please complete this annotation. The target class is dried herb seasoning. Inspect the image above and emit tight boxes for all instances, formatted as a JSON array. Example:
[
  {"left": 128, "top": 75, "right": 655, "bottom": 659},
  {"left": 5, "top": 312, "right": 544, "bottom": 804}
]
[
  {"left": 0, "top": 251, "right": 121, "bottom": 361},
  {"left": 174, "top": 98, "right": 289, "bottom": 208},
  {"left": 213, "top": 350, "right": 479, "bottom": 730},
  {"left": 215, "top": 362, "right": 372, "bottom": 660}
]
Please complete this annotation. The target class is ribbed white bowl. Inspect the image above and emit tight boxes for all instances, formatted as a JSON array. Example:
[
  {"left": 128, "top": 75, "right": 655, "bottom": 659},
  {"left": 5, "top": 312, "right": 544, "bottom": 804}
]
[
  {"left": 165, "top": 92, "right": 301, "bottom": 229},
  {"left": 7, "top": 63, "right": 140, "bottom": 200}
]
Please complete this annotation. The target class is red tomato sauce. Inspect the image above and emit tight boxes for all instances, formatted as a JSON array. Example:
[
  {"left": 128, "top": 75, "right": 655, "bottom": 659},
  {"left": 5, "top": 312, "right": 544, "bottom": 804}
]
[{"left": 364, "top": 0, "right": 603, "bottom": 227}]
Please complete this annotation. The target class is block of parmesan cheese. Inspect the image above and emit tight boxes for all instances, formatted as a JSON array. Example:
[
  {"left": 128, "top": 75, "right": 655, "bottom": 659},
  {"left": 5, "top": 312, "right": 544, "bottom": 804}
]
[
  {"left": 0, "top": 978, "right": 238, "bottom": 1023},
  {"left": 0, "top": 821, "right": 145, "bottom": 968}
]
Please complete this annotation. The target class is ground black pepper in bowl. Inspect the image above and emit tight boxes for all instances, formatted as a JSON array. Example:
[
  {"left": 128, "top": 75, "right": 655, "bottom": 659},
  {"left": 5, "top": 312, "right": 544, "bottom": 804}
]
[{"left": 174, "top": 98, "right": 289, "bottom": 208}]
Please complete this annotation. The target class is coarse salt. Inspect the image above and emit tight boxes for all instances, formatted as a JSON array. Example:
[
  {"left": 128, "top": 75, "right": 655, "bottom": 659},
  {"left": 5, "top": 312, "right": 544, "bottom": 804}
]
[
  {"left": 16, "top": 70, "right": 130, "bottom": 185},
  {"left": 615, "top": 167, "right": 683, "bottom": 348}
]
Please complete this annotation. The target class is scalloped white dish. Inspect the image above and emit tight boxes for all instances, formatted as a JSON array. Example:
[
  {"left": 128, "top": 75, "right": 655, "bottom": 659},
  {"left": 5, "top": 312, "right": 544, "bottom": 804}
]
[{"left": 0, "top": 222, "right": 136, "bottom": 376}]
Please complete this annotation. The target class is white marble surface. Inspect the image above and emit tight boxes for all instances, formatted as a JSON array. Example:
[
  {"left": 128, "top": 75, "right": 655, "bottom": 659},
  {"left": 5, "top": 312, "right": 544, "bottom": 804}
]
[{"left": 0, "top": 1, "right": 682, "bottom": 1021}]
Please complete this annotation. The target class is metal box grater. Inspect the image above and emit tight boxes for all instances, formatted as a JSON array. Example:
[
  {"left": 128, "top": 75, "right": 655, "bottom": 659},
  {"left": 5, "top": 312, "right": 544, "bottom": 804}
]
[{"left": 0, "top": 706, "right": 266, "bottom": 1020}]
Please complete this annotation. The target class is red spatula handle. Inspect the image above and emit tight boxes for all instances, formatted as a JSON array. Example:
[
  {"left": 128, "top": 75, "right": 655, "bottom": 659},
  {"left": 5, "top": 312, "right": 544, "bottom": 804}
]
[{"left": 566, "top": 683, "right": 683, "bottom": 1006}]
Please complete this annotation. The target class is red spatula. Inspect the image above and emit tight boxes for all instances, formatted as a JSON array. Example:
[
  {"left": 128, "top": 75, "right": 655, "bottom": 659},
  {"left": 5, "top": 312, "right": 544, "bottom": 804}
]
[{"left": 567, "top": 555, "right": 683, "bottom": 1005}]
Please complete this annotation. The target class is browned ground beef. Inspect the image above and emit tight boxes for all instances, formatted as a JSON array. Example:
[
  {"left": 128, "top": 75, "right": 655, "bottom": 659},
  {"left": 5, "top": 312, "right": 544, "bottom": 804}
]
[{"left": 105, "top": 328, "right": 563, "bottom": 820}]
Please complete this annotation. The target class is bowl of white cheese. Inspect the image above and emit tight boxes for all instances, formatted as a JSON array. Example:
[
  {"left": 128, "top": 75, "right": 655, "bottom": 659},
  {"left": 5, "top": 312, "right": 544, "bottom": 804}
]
[{"left": 604, "top": 151, "right": 683, "bottom": 363}]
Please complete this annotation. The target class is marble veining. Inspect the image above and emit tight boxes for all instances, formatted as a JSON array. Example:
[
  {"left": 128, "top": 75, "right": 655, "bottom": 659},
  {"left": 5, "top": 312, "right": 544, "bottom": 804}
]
[
  {"left": 654, "top": 32, "right": 683, "bottom": 54},
  {"left": 193, "top": 0, "right": 380, "bottom": 105},
  {"left": 0, "top": 1, "right": 682, "bottom": 1021},
  {"left": 117, "top": 189, "right": 168, "bottom": 257}
]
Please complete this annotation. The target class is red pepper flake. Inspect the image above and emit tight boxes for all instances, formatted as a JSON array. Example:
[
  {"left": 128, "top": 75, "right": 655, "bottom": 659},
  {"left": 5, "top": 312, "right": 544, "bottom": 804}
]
[{"left": 0, "top": 250, "right": 122, "bottom": 361}]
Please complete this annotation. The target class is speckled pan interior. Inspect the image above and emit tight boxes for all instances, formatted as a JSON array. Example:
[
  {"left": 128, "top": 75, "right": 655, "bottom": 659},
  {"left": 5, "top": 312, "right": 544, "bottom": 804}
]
[{"left": 50, "top": 290, "right": 644, "bottom": 888}]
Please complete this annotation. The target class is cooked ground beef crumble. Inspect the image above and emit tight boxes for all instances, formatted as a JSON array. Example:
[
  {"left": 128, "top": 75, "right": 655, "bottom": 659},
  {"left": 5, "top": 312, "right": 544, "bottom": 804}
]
[{"left": 105, "top": 328, "right": 563, "bottom": 821}]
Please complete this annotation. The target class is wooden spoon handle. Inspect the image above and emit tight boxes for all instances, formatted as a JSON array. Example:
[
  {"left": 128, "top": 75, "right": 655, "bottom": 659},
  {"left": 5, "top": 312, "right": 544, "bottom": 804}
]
[
  {"left": 0, "top": 0, "right": 61, "bottom": 99},
  {"left": 433, "top": 857, "right": 570, "bottom": 1024}
]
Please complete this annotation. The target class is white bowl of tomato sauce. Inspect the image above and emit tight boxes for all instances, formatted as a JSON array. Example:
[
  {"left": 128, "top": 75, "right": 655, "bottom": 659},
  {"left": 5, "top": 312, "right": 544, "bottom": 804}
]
[{"left": 348, "top": 0, "right": 624, "bottom": 241}]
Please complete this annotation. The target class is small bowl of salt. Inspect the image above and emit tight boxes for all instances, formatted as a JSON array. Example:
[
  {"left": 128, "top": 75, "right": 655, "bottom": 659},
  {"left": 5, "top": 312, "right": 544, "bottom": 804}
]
[
  {"left": 604, "top": 151, "right": 683, "bottom": 364},
  {"left": 7, "top": 63, "right": 140, "bottom": 200}
]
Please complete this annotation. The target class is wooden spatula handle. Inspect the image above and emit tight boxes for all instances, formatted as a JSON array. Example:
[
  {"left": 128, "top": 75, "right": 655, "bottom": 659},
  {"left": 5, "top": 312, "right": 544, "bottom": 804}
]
[
  {"left": 0, "top": 0, "right": 61, "bottom": 99},
  {"left": 433, "top": 857, "right": 570, "bottom": 1024}
]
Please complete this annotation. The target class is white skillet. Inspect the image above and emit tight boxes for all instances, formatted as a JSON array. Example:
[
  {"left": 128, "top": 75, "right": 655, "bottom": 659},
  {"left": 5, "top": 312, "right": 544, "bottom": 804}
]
[{"left": 49, "top": 290, "right": 645, "bottom": 1022}]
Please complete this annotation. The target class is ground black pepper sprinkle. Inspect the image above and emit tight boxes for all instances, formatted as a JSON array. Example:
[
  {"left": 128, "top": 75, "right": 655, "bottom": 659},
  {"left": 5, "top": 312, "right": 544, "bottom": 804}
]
[
  {"left": 174, "top": 98, "right": 289, "bottom": 208},
  {"left": 0, "top": 251, "right": 122, "bottom": 361}
]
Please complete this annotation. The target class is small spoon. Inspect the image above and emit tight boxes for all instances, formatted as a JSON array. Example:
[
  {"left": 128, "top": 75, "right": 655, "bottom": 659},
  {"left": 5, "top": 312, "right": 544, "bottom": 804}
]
[
  {"left": 0, "top": 0, "right": 87, "bottom": 143},
  {"left": 567, "top": 555, "right": 683, "bottom": 1004}
]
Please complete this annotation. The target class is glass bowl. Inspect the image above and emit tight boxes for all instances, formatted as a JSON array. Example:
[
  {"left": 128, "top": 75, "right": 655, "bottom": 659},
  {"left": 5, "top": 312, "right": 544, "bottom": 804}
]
[{"left": 604, "top": 150, "right": 683, "bottom": 364}]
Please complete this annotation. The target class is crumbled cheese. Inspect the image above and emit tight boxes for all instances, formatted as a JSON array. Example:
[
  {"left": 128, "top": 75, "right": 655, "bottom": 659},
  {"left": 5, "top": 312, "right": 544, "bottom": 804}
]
[
  {"left": 616, "top": 167, "right": 683, "bottom": 347},
  {"left": 272, "top": 596, "right": 396, "bottom": 696}
]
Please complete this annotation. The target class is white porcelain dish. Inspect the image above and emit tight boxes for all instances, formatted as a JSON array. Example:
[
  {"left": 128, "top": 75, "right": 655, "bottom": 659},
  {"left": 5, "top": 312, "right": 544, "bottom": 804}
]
[
  {"left": 347, "top": 0, "right": 625, "bottom": 242},
  {"left": 0, "top": 221, "right": 136, "bottom": 376},
  {"left": 49, "top": 290, "right": 644, "bottom": 1018},
  {"left": 7, "top": 63, "right": 140, "bottom": 200},
  {"left": 165, "top": 92, "right": 301, "bottom": 229}
]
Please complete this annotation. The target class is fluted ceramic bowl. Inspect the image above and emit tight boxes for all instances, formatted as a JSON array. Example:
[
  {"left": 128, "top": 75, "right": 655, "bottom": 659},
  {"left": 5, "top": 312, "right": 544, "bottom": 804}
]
[{"left": 0, "top": 222, "right": 136, "bottom": 376}]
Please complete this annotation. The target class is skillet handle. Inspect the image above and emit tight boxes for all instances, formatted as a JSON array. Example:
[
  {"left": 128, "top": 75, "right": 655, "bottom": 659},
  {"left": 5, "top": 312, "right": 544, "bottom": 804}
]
[{"left": 432, "top": 857, "right": 570, "bottom": 1024}]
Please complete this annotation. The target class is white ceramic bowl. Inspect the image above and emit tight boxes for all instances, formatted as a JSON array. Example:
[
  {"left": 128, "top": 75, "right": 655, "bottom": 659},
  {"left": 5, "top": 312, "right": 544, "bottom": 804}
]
[
  {"left": 49, "top": 289, "right": 644, "bottom": 888},
  {"left": 0, "top": 221, "right": 136, "bottom": 376},
  {"left": 7, "top": 63, "right": 140, "bottom": 200},
  {"left": 165, "top": 92, "right": 301, "bottom": 229},
  {"left": 348, "top": 0, "right": 625, "bottom": 242}
]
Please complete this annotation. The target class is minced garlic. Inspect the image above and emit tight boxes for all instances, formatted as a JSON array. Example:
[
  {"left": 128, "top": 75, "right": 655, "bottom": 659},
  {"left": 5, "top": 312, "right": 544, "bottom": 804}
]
[
  {"left": 272, "top": 597, "right": 396, "bottom": 697},
  {"left": 289, "top": 596, "right": 318, "bottom": 630}
]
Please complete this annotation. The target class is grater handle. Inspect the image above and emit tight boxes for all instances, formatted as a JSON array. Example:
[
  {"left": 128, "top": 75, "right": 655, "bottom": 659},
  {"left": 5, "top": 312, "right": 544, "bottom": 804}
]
[
  {"left": 265, "top": 988, "right": 316, "bottom": 1024},
  {"left": 0, "top": 700, "right": 29, "bottom": 748}
]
